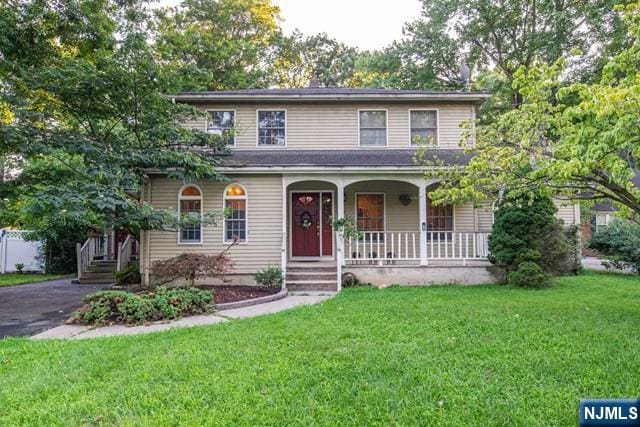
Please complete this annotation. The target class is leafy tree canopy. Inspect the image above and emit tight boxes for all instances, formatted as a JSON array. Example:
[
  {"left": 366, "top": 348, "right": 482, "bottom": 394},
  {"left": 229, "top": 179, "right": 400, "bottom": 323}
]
[
  {"left": 153, "top": 0, "right": 283, "bottom": 91},
  {"left": 422, "top": 2, "right": 640, "bottom": 220},
  {"left": 0, "top": 1, "right": 226, "bottom": 237}
]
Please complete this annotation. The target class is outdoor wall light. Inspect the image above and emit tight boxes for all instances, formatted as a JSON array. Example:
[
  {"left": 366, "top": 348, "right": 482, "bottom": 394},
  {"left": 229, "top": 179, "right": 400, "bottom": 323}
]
[{"left": 399, "top": 194, "right": 412, "bottom": 206}]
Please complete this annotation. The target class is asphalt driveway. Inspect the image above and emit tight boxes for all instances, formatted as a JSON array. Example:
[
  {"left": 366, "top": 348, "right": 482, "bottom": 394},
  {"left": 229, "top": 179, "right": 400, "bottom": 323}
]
[{"left": 0, "top": 278, "right": 106, "bottom": 338}]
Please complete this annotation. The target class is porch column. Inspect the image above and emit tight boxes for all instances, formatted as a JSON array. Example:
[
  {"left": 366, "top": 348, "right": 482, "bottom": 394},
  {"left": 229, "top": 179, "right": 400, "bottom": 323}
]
[
  {"left": 336, "top": 180, "right": 345, "bottom": 291},
  {"left": 419, "top": 183, "right": 428, "bottom": 266},
  {"left": 281, "top": 176, "right": 288, "bottom": 290}
]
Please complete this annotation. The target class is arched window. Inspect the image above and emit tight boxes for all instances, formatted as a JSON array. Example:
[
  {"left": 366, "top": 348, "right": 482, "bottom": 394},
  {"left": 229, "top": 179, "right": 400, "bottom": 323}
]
[
  {"left": 224, "top": 184, "right": 247, "bottom": 243},
  {"left": 178, "top": 185, "right": 203, "bottom": 244}
]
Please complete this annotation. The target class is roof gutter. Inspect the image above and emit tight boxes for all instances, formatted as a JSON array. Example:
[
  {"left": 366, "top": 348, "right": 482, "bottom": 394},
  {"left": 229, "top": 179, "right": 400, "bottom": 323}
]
[{"left": 169, "top": 93, "right": 492, "bottom": 103}]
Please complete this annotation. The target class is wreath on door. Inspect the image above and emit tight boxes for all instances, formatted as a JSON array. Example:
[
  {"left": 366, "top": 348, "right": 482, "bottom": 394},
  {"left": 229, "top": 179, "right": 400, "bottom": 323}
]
[{"left": 299, "top": 211, "right": 313, "bottom": 229}]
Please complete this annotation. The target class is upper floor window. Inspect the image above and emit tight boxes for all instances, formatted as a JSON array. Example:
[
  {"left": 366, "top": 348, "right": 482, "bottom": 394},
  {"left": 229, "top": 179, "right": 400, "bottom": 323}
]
[
  {"left": 359, "top": 110, "right": 387, "bottom": 146},
  {"left": 224, "top": 184, "right": 247, "bottom": 243},
  {"left": 179, "top": 185, "right": 203, "bottom": 244},
  {"left": 410, "top": 110, "right": 438, "bottom": 146},
  {"left": 207, "top": 110, "right": 235, "bottom": 147},
  {"left": 257, "top": 110, "right": 286, "bottom": 146}
]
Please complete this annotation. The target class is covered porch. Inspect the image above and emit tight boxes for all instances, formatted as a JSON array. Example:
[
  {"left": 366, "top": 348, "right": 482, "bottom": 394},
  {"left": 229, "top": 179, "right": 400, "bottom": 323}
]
[{"left": 282, "top": 175, "right": 494, "bottom": 289}]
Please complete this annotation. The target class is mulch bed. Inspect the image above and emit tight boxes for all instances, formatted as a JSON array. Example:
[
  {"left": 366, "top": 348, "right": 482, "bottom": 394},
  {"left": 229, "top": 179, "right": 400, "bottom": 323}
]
[{"left": 197, "top": 285, "right": 280, "bottom": 304}]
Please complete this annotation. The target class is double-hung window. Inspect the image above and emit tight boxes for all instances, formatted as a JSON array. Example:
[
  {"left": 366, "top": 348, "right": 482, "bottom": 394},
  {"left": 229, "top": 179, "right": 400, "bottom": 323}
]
[
  {"left": 257, "top": 110, "right": 286, "bottom": 146},
  {"left": 426, "top": 197, "right": 453, "bottom": 239},
  {"left": 359, "top": 110, "right": 387, "bottom": 146},
  {"left": 356, "top": 193, "right": 385, "bottom": 243},
  {"left": 224, "top": 184, "right": 247, "bottom": 243},
  {"left": 179, "top": 185, "right": 203, "bottom": 244},
  {"left": 207, "top": 111, "right": 235, "bottom": 147},
  {"left": 410, "top": 110, "right": 438, "bottom": 146}
]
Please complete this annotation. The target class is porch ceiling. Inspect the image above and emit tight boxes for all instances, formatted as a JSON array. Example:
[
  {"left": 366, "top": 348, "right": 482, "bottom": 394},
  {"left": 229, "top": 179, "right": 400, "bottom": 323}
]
[{"left": 219, "top": 149, "right": 472, "bottom": 168}]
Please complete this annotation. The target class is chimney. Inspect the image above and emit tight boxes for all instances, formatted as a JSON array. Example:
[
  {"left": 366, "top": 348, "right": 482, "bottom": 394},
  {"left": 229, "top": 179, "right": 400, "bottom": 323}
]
[{"left": 308, "top": 77, "right": 321, "bottom": 88}]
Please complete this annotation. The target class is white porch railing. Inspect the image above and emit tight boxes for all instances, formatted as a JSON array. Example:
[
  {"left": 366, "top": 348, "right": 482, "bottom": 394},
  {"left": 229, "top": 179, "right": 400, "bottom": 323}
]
[
  {"left": 426, "top": 231, "right": 490, "bottom": 260},
  {"left": 346, "top": 231, "right": 420, "bottom": 263},
  {"left": 76, "top": 236, "right": 105, "bottom": 280},
  {"left": 116, "top": 235, "right": 135, "bottom": 272},
  {"left": 344, "top": 231, "right": 490, "bottom": 264}
]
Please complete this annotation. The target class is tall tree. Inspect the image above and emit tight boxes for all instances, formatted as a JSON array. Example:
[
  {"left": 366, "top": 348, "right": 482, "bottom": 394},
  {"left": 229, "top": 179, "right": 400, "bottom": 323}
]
[
  {"left": 422, "top": 2, "right": 640, "bottom": 220},
  {"left": 0, "top": 1, "right": 225, "bottom": 240},
  {"left": 358, "top": 0, "right": 631, "bottom": 107},
  {"left": 153, "top": 0, "right": 282, "bottom": 91},
  {"left": 272, "top": 32, "right": 358, "bottom": 88}
]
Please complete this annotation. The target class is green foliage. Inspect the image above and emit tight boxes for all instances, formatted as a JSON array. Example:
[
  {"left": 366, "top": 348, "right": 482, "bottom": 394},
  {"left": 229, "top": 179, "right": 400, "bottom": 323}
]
[
  {"left": 490, "top": 195, "right": 557, "bottom": 269},
  {"left": 73, "top": 286, "right": 214, "bottom": 326},
  {"left": 330, "top": 216, "right": 363, "bottom": 240},
  {"left": 0, "top": 1, "right": 228, "bottom": 243},
  {"left": 153, "top": 0, "right": 282, "bottom": 91},
  {"left": 423, "top": 4, "right": 640, "bottom": 217},
  {"left": 589, "top": 219, "right": 640, "bottom": 273},
  {"left": 507, "top": 261, "right": 553, "bottom": 288},
  {"left": 114, "top": 264, "right": 141, "bottom": 285},
  {"left": 272, "top": 32, "right": 358, "bottom": 88},
  {"left": 0, "top": 273, "right": 68, "bottom": 287},
  {"left": 2, "top": 272, "right": 639, "bottom": 425},
  {"left": 14, "top": 263, "right": 24, "bottom": 274},
  {"left": 152, "top": 250, "right": 235, "bottom": 287},
  {"left": 254, "top": 266, "right": 284, "bottom": 288}
]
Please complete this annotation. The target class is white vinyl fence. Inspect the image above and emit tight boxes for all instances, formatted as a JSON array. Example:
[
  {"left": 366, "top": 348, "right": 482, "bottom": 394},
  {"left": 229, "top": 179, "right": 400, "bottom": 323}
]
[{"left": 0, "top": 229, "right": 43, "bottom": 273}]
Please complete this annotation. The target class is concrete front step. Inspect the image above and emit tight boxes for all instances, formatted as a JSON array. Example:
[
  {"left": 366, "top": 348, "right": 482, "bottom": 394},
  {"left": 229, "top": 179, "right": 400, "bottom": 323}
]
[
  {"left": 287, "top": 267, "right": 337, "bottom": 274},
  {"left": 287, "top": 280, "right": 338, "bottom": 292},
  {"left": 287, "top": 283, "right": 338, "bottom": 292},
  {"left": 287, "top": 272, "right": 337, "bottom": 281},
  {"left": 77, "top": 278, "right": 115, "bottom": 284},
  {"left": 81, "top": 272, "right": 116, "bottom": 279}
]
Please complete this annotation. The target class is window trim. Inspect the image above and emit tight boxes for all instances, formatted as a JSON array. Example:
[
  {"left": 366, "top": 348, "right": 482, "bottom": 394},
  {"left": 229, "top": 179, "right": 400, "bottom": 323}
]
[
  {"left": 256, "top": 109, "right": 287, "bottom": 148},
  {"left": 354, "top": 192, "right": 387, "bottom": 232},
  {"left": 177, "top": 184, "right": 204, "bottom": 245},
  {"left": 408, "top": 109, "right": 439, "bottom": 147},
  {"left": 206, "top": 109, "right": 237, "bottom": 147},
  {"left": 358, "top": 109, "right": 389, "bottom": 147},
  {"left": 426, "top": 196, "right": 456, "bottom": 238},
  {"left": 222, "top": 183, "right": 249, "bottom": 244}
]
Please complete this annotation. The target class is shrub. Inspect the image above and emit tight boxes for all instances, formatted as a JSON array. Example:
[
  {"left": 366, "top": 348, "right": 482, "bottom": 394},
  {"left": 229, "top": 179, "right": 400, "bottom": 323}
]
[
  {"left": 507, "top": 261, "right": 552, "bottom": 288},
  {"left": 152, "top": 250, "right": 234, "bottom": 287},
  {"left": 72, "top": 287, "right": 214, "bottom": 326},
  {"left": 489, "top": 194, "right": 578, "bottom": 278},
  {"left": 113, "top": 264, "right": 141, "bottom": 285},
  {"left": 254, "top": 266, "right": 284, "bottom": 288},
  {"left": 589, "top": 219, "right": 640, "bottom": 274},
  {"left": 14, "top": 263, "right": 24, "bottom": 274}
]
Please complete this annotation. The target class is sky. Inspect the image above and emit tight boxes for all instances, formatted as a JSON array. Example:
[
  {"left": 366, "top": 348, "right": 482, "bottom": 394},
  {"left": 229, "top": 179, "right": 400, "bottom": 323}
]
[
  {"left": 158, "top": 0, "right": 424, "bottom": 51},
  {"left": 272, "top": 0, "right": 423, "bottom": 51}
]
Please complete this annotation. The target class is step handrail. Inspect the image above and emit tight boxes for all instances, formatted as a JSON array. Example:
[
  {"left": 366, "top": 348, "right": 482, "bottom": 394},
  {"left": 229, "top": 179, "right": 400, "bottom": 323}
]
[
  {"left": 116, "top": 234, "right": 134, "bottom": 272},
  {"left": 76, "top": 237, "right": 95, "bottom": 280}
]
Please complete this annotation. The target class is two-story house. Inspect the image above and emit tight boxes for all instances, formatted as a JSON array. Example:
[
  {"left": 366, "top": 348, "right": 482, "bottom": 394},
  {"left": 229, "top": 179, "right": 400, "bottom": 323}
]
[{"left": 135, "top": 88, "right": 580, "bottom": 291}]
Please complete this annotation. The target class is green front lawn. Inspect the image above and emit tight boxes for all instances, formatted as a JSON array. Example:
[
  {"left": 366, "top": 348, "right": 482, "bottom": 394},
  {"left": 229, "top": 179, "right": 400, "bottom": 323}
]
[
  {"left": 1, "top": 272, "right": 639, "bottom": 425},
  {"left": 0, "top": 273, "right": 70, "bottom": 287}
]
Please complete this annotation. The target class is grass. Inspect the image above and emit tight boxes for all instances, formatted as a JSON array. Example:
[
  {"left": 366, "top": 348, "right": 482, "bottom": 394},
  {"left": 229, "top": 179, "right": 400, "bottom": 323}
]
[
  {"left": 0, "top": 273, "right": 70, "bottom": 287},
  {"left": 1, "top": 271, "right": 639, "bottom": 426}
]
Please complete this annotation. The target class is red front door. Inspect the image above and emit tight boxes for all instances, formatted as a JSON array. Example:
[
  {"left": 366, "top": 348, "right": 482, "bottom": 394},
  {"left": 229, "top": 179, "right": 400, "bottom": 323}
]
[{"left": 292, "top": 193, "right": 321, "bottom": 257}]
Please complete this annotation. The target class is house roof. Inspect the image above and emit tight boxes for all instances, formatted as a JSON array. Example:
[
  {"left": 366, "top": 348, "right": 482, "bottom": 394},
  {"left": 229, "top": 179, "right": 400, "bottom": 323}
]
[
  {"left": 170, "top": 88, "right": 491, "bottom": 103},
  {"left": 219, "top": 149, "right": 471, "bottom": 168}
]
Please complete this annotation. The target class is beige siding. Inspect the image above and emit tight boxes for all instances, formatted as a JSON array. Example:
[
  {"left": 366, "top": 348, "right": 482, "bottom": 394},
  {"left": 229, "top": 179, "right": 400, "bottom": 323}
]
[
  {"left": 185, "top": 102, "right": 474, "bottom": 150},
  {"left": 147, "top": 175, "right": 282, "bottom": 274},
  {"left": 346, "top": 181, "right": 420, "bottom": 231},
  {"left": 554, "top": 198, "right": 580, "bottom": 225},
  {"left": 476, "top": 201, "right": 495, "bottom": 232}
]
